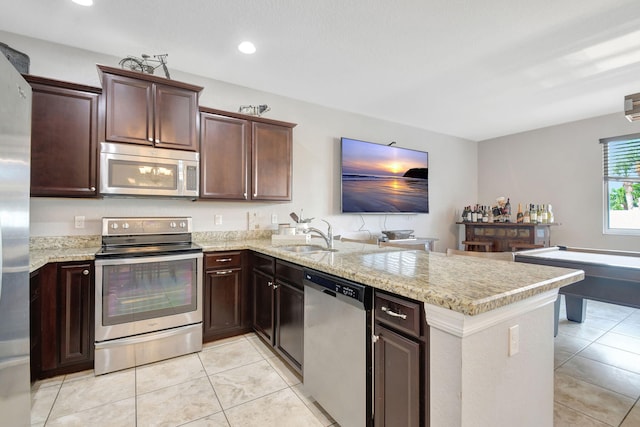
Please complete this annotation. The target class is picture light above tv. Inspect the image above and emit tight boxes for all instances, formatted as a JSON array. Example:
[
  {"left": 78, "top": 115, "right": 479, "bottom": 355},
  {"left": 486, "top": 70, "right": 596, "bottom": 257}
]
[{"left": 340, "top": 137, "right": 429, "bottom": 214}]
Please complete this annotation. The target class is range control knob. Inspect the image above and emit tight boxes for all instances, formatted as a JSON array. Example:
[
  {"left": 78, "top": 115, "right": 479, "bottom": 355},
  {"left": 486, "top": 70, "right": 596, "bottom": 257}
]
[
  {"left": 122, "top": 222, "right": 130, "bottom": 229},
  {"left": 169, "top": 222, "right": 177, "bottom": 228},
  {"left": 110, "top": 223, "right": 119, "bottom": 230},
  {"left": 179, "top": 221, "right": 187, "bottom": 228}
]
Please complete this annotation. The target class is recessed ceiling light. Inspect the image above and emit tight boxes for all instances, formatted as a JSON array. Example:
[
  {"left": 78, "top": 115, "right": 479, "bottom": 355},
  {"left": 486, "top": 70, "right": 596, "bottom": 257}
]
[
  {"left": 72, "top": 0, "right": 93, "bottom": 6},
  {"left": 238, "top": 41, "right": 256, "bottom": 55}
]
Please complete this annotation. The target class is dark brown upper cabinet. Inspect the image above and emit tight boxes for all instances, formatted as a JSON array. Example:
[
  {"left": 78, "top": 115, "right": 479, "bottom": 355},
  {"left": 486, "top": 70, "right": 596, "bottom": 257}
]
[
  {"left": 98, "top": 65, "right": 202, "bottom": 151},
  {"left": 26, "top": 75, "right": 100, "bottom": 197},
  {"left": 199, "top": 107, "right": 295, "bottom": 201}
]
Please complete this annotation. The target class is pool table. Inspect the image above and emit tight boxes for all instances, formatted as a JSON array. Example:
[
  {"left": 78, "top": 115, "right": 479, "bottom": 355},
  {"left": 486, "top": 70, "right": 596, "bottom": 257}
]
[{"left": 514, "top": 246, "right": 640, "bottom": 336}]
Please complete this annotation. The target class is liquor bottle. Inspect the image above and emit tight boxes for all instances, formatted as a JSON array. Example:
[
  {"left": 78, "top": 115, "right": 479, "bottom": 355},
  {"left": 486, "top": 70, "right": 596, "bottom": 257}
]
[
  {"left": 482, "top": 206, "right": 489, "bottom": 222},
  {"left": 488, "top": 207, "right": 494, "bottom": 223},
  {"left": 540, "top": 204, "right": 548, "bottom": 224},
  {"left": 466, "top": 206, "right": 472, "bottom": 222},
  {"left": 505, "top": 198, "right": 512, "bottom": 222},
  {"left": 548, "top": 204, "right": 554, "bottom": 223},
  {"left": 471, "top": 205, "right": 478, "bottom": 223},
  {"left": 462, "top": 206, "right": 469, "bottom": 222},
  {"left": 537, "top": 204, "right": 544, "bottom": 224},
  {"left": 530, "top": 204, "right": 537, "bottom": 224},
  {"left": 516, "top": 203, "right": 524, "bottom": 223},
  {"left": 523, "top": 206, "right": 530, "bottom": 223}
]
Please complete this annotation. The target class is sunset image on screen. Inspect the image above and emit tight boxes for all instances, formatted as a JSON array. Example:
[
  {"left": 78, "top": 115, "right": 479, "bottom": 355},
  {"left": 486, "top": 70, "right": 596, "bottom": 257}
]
[{"left": 341, "top": 138, "right": 429, "bottom": 213}]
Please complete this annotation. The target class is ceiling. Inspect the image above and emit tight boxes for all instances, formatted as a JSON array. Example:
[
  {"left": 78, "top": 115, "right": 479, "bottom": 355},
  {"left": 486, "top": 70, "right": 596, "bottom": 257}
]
[{"left": 3, "top": 0, "right": 640, "bottom": 141}]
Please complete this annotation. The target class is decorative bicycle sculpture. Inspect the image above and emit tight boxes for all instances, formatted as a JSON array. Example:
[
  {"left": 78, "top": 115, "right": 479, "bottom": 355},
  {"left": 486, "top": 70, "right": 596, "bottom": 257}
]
[{"left": 119, "top": 53, "right": 170, "bottom": 79}]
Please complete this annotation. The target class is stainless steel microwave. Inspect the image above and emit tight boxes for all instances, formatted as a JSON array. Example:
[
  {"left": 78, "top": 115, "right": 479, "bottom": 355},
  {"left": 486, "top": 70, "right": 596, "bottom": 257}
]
[{"left": 99, "top": 142, "right": 199, "bottom": 198}]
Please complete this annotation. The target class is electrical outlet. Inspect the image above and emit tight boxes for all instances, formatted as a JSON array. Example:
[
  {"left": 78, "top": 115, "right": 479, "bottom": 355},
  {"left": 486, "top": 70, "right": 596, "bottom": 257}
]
[
  {"left": 271, "top": 214, "right": 278, "bottom": 224},
  {"left": 214, "top": 215, "right": 222, "bottom": 225},
  {"left": 508, "top": 324, "right": 519, "bottom": 356},
  {"left": 248, "top": 212, "right": 259, "bottom": 229},
  {"left": 74, "top": 215, "right": 85, "bottom": 229}
]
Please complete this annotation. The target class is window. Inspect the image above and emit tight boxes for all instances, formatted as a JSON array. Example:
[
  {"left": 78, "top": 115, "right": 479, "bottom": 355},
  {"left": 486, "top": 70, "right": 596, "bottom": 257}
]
[{"left": 601, "top": 133, "right": 640, "bottom": 235}]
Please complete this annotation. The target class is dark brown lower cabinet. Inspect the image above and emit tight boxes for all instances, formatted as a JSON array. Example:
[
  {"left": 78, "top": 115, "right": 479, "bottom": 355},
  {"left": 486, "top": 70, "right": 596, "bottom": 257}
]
[
  {"left": 274, "top": 261, "right": 304, "bottom": 373},
  {"left": 251, "top": 253, "right": 304, "bottom": 375},
  {"left": 252, "top": 268, "right": 275, "bottom": 343},
  {"left": 34, "top": 261, "right": 94, "bottom": 380},
  {"left": 203, "top": 251, "right": 251, "bottom": 342},
  {"left": 375, "top": 324, "right": 421, "bottom": 426},
  {"left": 374, "top": 291, "right": 429, "bottom": 427}
]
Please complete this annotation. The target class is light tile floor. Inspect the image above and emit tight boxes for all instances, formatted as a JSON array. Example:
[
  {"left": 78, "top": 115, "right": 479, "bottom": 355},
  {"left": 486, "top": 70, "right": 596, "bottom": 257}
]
[
  {"left": 30, "top": 333, "right": 336, "bottom": 427},
  {"left": 31, "top": 297, "right": 640, "bottom": 426},
  {"left": 554, "top": 296, "right": 640, "bottom": 427}
]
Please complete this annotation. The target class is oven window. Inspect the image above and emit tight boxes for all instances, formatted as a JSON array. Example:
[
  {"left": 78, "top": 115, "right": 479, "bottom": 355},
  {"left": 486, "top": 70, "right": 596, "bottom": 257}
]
[
  {"left": 101, "top": 258, "right": 197, "bottom": 325},
  {"left": 109, "top": 159, "right": 178, "bottom": 189}
]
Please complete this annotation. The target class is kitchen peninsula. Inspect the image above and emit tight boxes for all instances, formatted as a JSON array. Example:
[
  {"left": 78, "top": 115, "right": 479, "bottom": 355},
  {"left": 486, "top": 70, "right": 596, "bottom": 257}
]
[{"left": 30, "top": 236, "right": 583, "bottom": 427}]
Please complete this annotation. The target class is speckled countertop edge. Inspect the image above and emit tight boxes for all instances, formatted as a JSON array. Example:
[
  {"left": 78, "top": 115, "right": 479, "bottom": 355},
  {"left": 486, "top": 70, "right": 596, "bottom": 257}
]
[{"left": 30, "top": 235, "right": 584, "bottom": 316}]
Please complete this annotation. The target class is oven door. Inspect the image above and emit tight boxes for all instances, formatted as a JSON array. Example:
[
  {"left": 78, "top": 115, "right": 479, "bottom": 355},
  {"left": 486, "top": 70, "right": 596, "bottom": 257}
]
[{"left": 94, "top": 252, "right": 203, "bottom": 342}]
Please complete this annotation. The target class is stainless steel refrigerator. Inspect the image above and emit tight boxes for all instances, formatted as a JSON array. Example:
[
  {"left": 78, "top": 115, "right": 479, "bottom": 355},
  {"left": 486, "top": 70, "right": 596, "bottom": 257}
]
[{"left": 0, "top": 54, "right": 32, "bottom": 425}]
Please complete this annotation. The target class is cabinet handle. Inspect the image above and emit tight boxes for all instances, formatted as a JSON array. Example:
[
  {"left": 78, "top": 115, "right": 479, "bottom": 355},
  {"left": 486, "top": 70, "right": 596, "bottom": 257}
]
[
  {"left": 243, "top": 192, "right": 247, "bottom": 200},
  {"left": 82, "top": 269, "right": 90, "bottom": 276},
  {"left": 372, "top": 334, "right": 379, "bottom": 343},
  {"left": 267, "top": 281, "right": 273, "bottom": 287},
  {"left": 148, "top": 137, "right": 153, "bottom": 142},
  {"left": 216, "top": 258, "right": 232, "bottom": 262},
  {"left": 381, "top": 306, "right": 407, "bottom": 320},
  {"left": 273, "top": 284, "right": 279, "bottom": 289},
  {"left": 253, "top": 193, "right": 257, "bottom": 198},
  {"left": 155, "top": 139, "right": 160, "bottom": 143},
  {"left": 215, "top": 270, "right": 233, "bottom": 275},
  {"left": 90, "top": 186, "right": 96, "bottom": 191}
]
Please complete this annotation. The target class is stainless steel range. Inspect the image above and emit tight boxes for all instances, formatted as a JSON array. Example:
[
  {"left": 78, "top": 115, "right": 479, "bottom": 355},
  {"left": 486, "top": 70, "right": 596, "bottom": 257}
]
[{"left": 94, "top": 217, "right": 203, "bottom": 375}]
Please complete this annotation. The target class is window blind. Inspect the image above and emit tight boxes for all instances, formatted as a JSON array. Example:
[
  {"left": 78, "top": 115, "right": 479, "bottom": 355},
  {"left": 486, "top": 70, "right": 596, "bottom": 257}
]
[{"left": 601, "top": 133, "right": 640, "bottom": 181}]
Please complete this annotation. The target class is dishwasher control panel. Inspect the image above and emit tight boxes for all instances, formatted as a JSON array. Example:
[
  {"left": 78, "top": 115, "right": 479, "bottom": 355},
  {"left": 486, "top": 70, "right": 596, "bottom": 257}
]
[
  {"left": 335, "top": 283, "right": 359, "bottom": 300},
  {"left": 304, "top": 271, "right": 370, "bottom": 308}
]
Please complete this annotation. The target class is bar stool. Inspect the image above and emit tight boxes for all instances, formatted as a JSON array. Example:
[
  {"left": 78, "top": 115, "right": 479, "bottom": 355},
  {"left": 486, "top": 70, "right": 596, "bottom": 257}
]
[
  {"left": 510, "top": 243, "right": 544, "bottom": 252},
  {"left": 462, "top": 240, "right": 493, "bottom": 252}
]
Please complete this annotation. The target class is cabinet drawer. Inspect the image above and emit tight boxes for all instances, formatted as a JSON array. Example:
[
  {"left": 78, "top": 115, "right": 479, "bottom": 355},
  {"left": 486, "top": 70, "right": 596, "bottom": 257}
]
[
  {"left": 375, "top": 292, "right": 422, "bottom": 338},
  {"left": 275, "top": 259, "right": 303, "bottom": 288},
  {"left": 205, "top": 251, "right": 242, "bottom": 269}
]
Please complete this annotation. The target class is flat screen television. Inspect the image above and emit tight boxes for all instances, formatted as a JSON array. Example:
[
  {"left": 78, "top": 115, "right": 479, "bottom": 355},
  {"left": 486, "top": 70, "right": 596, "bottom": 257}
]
[{"left": 341, "top": 137, "right": 429, "bottom": 213}]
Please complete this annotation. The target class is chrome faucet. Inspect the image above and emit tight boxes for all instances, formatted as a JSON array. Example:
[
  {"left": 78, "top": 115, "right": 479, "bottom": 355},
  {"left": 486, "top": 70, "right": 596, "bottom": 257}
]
[{"left": 304, "top": 219, "right": 333, "bottom": 249}]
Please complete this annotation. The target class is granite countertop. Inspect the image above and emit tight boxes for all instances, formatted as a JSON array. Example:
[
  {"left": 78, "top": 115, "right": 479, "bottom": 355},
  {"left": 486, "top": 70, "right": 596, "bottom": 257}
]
[{"left": 30, "top": 236, "right": 584, "bottom": 316}]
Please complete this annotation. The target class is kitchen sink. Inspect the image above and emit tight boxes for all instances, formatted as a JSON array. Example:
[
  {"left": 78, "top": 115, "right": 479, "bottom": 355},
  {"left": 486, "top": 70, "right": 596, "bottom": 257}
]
[{"left": 278, "top": 244, "right": 338, "bottom": 253}]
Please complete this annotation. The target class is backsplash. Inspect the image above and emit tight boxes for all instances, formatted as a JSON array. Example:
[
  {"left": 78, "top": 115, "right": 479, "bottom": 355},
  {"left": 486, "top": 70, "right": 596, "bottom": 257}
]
[{"left": 29, "top": 229, "right": 275, "bottom": 250}]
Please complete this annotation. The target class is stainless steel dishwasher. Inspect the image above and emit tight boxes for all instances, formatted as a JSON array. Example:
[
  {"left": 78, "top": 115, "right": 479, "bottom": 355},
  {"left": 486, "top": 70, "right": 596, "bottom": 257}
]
[{"left": 303, "top": 269, "right": 373, "bottom": 427}]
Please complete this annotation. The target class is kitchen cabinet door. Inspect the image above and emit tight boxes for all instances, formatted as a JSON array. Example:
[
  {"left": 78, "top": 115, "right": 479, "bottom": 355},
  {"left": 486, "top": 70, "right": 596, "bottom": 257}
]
[
  {"left": 102, "top": 72, "right": 154, "bottom": 146},
  {"left": 374, "top": 323, "right": 421, "bottom": 427},
  {"left": 58, "top": 263, "right": 94, "bottom": 367},
  {"left": 275, "top": 280, "right": 304, "bottom": 372},
  {"left": 252, "top": 269, "right": 275, "bottom": 344},
  {"left": 251, "top": 121, "right": 292, "bottom": 201},
  {"left": 200, "top": 113, "right": 249, "bottom": 199},
  {"left": 100, "top": 65, "right": 201, "bottom": 151},
  {"left": 26, "top": 76, "right": 100, "bottom": 197},
  {"left": 36, "top": 261, "right": 94, "bottom": 379},
  {"left": 154, "top": 83, "right": 199, "bottom": 151},
  {"left": 204, "top": 268, "right": 243, "bottom": 338}
]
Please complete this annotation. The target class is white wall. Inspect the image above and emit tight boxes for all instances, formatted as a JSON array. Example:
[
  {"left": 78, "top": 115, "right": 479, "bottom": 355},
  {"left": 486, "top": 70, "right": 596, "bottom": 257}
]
[
  {"left": 478, "top": 113, "right": 640, "bottom": 251},
  {"left": 428, "top": 295, "right": 556, "bottom": 427},
  {"left": 2, "top": 31, "right": 476, "bottom": 251}
]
